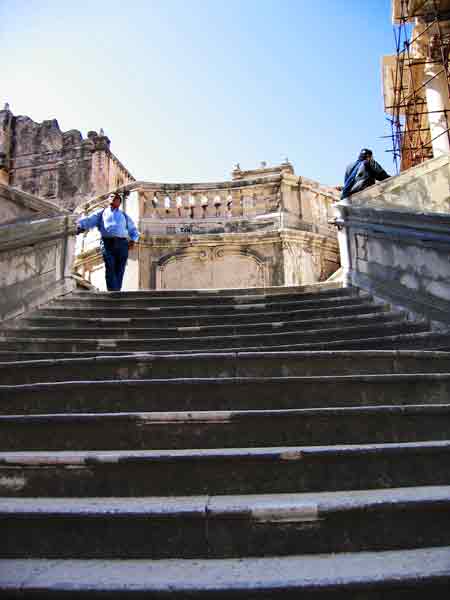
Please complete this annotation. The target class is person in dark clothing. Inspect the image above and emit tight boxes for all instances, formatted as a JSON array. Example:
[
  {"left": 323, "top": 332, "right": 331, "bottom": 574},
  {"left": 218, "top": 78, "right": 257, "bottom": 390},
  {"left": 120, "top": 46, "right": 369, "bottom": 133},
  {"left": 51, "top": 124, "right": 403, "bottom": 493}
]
[{"left": 341, "top": 149, "right": 390, "bottom": 199}]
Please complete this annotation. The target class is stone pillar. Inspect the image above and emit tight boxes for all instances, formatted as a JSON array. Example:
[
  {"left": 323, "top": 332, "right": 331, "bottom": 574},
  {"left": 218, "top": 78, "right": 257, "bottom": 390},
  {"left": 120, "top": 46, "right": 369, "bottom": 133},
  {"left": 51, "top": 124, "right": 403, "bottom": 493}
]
[
  {"left": 334, "top": 200, "right": 351, "bottom": 287},
  {"left": 89, "top": 131, "right": 112, "bottom": 195},
  {"left": 424, "top": 63, "right": 450, "bottom": 156}
]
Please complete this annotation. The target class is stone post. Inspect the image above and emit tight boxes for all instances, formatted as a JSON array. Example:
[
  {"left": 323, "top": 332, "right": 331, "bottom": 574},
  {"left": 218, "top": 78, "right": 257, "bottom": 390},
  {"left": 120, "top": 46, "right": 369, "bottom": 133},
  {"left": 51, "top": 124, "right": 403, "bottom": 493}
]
[{"left": 334, "top": 199, "right": 351, "bottom": 287}]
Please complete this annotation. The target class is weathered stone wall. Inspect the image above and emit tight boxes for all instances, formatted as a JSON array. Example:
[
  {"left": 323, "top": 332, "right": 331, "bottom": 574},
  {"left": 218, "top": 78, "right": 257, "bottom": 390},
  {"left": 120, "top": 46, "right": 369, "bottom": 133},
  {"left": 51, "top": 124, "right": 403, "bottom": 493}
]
[
  {"left": 338, "top": 154, "right": 450, "bottom": 325},
  {"left": 0, "top": 184, "right": 77, "bottom": 321},
  {"left": 0, "top": 107, "right": 134, "bottom": 211},
  {"left": 136, "top": 229, "right": 338, "bottom": 291}
]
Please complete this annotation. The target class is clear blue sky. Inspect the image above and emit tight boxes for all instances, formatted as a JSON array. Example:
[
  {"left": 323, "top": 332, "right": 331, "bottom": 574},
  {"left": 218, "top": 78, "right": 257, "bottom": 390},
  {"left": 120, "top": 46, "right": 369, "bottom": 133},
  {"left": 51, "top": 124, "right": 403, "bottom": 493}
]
[{"left": 1, "top": 0, "right": 394, "bottom": 186}]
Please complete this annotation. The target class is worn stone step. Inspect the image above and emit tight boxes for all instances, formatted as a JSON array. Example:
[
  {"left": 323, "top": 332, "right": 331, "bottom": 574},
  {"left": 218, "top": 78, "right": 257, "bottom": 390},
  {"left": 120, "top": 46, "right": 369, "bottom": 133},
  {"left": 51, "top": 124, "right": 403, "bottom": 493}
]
[
  {"left": 2, "top": 350, "right": 450, "bottom": 384},
  {"left": 30, "top": 299, "right": 384, "bottom": 326},
  {"left": 2, "top": 546, "right": 449, "bottom": 599},
  {"left": 62, "top": 287, "right": 352, "bottom": 306},
  {"left": 0, "top": 441, "right": 449, "bottom": 497},
  {"left": 2, "top": 487, "right": 450, "bottom": 559},
  {"left": 20, "top": 301, "right": 388, "bottom": 330},
  {"left": 52, "top": 291, "right": 360, "bottom": 311},
  {"left": 1, "top": 373, "right": 449, "bottom": 415},
  {"left": 0, "top": 321, "right": 428, "bottom": 353},
  {"left": 1, "top": 405, "right": 449, "bottom": 451},
  {"left": 62, "top": 286, "right": 354, "bottom": 307},
  {"left": 1, "top": 312, "right": 404, "bottom": 340},
  {"left": 144, "top": 329, "right": 450, "bottom": 355},
  {"left": 45, "top": 294, "right": 372, "bottom": 318},
  {"left": 71, "top": 282, "right": 343, "bottom": 298},
  {"left": 275, "top": 331, "right": 450, "bottom": 352},
  {"left": 0, "top": 329, "right": 447, "bottom": 360}
]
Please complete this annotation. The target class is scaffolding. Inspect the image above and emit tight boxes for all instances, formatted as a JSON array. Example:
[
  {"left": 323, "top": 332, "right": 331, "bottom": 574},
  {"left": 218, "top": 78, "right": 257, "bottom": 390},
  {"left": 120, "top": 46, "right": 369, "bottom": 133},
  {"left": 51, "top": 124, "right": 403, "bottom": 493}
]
[{"left": 385, "top": 0, "right": 450, "bottom": 172}]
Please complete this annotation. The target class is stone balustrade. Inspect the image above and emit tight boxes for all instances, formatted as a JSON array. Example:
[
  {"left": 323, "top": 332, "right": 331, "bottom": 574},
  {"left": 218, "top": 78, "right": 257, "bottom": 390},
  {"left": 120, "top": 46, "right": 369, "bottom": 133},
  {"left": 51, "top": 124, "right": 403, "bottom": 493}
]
[{"left": 0, "top": 183, "right": 77, "bottom": 320}]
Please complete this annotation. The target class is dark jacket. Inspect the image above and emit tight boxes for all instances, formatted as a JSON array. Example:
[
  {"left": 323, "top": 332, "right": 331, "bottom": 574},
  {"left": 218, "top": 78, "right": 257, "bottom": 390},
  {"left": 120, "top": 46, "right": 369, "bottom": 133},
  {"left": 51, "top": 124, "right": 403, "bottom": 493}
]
[{"left": 341, "top": 158, "right": 389, "bottom": 199}]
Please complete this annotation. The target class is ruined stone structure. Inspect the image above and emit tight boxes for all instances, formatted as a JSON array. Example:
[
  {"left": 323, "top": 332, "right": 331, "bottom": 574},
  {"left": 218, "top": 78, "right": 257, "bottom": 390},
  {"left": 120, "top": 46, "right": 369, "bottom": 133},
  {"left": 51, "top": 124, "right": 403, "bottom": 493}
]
[
  {"left": 0, "top": 105, "right": 134, "bottom": 211},
  {"left": 75, "top": 161, "right": 340, "bottom": 290}
]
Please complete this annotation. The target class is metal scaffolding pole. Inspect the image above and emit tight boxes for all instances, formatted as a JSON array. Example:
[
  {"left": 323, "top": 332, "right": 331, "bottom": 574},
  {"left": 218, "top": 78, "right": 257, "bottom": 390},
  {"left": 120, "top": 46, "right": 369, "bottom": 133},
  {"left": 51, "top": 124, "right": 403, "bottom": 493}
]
[{"left": 386, "top": 0, "right": 450, "bottom": 172}]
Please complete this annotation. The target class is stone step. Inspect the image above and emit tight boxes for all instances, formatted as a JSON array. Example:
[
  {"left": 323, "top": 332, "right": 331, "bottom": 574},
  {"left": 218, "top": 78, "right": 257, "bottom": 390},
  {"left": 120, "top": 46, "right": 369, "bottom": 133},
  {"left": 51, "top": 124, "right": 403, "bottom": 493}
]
[
  {"left": 1, "top": 373, "right": 450, "bottom": 415},
  {"left": 1, "top": 350, "right": 450, "bottom": 384},
  {"left": 0, "top": 320, "right": 429, "bottom": 353},
  {"left": 20, "top": 301, "right": 388, "bottom": 329},
  {"left": 2, "top": 546, "right": 449, "bottom": 599},
  {"left": 71, "top": 282, "right": 343, "bottom": 298},
  {"left": 0, "top": 404, "right": 450, "bottom": 450},
  {"left": 0, "top": 441, "right": 448, "bottom": 497},
  {"left": 45, "top": 294, "right": 371, "bottom": 318},
  {"left": 0, "top": 327, "right": 447, "bottom": 360},
  {"left": 2, "top": 487, "right": 450, "bottom": 559},
  {"left": 61, "top": 286, "right": 354, "bottom": 307},
  {"left": 143, "top": 329, "right": 450, "bottom": 354},
  {"left": 1, "top": 311, "right": 404, "bottom": 340},
  {"left": 1, "top": 404, "right": 449, "bottom": 451},
  {"left": 285, "top": 331, "right": 450, "bottom": 352}
]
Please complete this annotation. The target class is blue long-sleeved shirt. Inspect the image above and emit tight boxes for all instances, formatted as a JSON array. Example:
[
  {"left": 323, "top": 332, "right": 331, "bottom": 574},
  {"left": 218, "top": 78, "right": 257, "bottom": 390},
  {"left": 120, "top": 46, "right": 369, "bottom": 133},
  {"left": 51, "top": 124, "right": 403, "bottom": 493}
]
[{"left": 77, "top": 207, "right": 140, "bottom": 242}]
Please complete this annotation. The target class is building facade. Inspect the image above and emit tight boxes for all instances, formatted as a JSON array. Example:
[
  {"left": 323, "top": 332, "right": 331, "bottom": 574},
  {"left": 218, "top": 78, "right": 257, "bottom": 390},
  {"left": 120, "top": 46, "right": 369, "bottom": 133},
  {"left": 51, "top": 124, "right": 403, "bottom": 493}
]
[
  {"left": 75, "top": 161, "right": 340, "bottom": 290},
  {"left": 0, "top": 105, "right": 134, "bottom": 211}
]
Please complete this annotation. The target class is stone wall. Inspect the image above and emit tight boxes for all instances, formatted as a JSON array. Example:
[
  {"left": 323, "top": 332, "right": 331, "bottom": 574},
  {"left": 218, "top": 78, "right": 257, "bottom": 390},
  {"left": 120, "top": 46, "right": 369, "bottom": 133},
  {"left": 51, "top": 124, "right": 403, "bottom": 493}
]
[
  {"left": 0, "top": 106, "right": 134, "bottom": 211},
  {"left": 0, "top": 184, "right": 77, "bottom": 321},
  {"left": 137, "top": 229, "right": 338, "bottom": 290},
  {"left": 336, "top": 154, "right": 450, "bottom": 325}
]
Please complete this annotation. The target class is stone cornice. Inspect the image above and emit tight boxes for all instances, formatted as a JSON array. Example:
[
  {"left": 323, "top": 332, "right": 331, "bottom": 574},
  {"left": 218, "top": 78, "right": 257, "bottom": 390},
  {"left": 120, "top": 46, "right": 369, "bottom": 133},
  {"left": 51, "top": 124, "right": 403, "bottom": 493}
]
[
  {"left": 135, "top": 175, "right": 283, "bottom": 193},
  {"left": 345, "top": 205, "right": 450, "bottom": 248},
  {"left": 137, "top": 227, "right": 338, "bottom": 252}
]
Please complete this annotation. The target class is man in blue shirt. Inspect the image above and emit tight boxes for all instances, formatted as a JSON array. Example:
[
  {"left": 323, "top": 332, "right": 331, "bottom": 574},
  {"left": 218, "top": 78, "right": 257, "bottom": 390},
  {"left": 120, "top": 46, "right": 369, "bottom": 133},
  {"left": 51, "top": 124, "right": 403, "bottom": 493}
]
[{"left": 77, "top": 192, "right": 140, "bottom": 291}]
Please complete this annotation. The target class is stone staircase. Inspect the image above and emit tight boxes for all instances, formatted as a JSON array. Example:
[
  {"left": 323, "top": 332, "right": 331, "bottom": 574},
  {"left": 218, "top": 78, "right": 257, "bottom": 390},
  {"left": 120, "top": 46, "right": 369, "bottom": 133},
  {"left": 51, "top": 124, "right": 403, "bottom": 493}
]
[{"left": 1, "top": 283, "right": 449, "bottom": 598}]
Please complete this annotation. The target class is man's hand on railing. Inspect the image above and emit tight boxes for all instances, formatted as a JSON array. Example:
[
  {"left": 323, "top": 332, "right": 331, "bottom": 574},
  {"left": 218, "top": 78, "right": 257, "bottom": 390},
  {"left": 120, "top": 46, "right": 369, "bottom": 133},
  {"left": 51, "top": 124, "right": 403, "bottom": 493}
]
[{"left": 128, "top": 240, "right": 135, "bottom": 249}]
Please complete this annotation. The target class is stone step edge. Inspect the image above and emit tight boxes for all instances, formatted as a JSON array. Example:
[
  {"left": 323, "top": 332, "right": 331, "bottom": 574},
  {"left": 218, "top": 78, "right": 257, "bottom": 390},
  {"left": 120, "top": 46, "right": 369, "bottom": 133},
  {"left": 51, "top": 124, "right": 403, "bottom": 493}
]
[
  {"left": 49, "top": 294, "right": 371, "bottom": 312},
  {"left": 1, "top": 440, "right": 449, "bottom": 466},
  {"left": 1, "top": 311, "right": 402, "bottom": 337},
  {"left": 134, "top": 329, "right": 448, "bottom": 354},
  {"left": 1, "top": 349, "right": 450, "bottom": 370},
  {"left": 66, "top": 286, "right": 353, "bottom": 304},
  {"left": 2, "top": 403, "right": 450, "bottom": 425},
  {"left": 2, "top": 373, "right": 450, "bottom": 393},
  {"left": 2, "top": 485, "right": 449, "bottom": 520},
  {"left": 0, "top": 320, "right": 427, "bottom": 347},
  {"left": 29, "top": 300, "right": 384, "bottom": 322},
  {"left": 0, "top": 327, "right": 445, "bottom": 359},
  {"left": 72, "top": 282, "right": 344, "bottom": 297},
  {"left": 1, "top": 546, "right": 449, "bottom": 593}
]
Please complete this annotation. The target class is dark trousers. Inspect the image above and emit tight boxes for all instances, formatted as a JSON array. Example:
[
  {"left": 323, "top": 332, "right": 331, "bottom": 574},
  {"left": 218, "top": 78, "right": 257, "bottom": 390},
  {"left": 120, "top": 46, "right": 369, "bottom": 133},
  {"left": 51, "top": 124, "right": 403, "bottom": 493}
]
[{"left": 101, "top": 238, "right": 129, "bottom": 291}]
